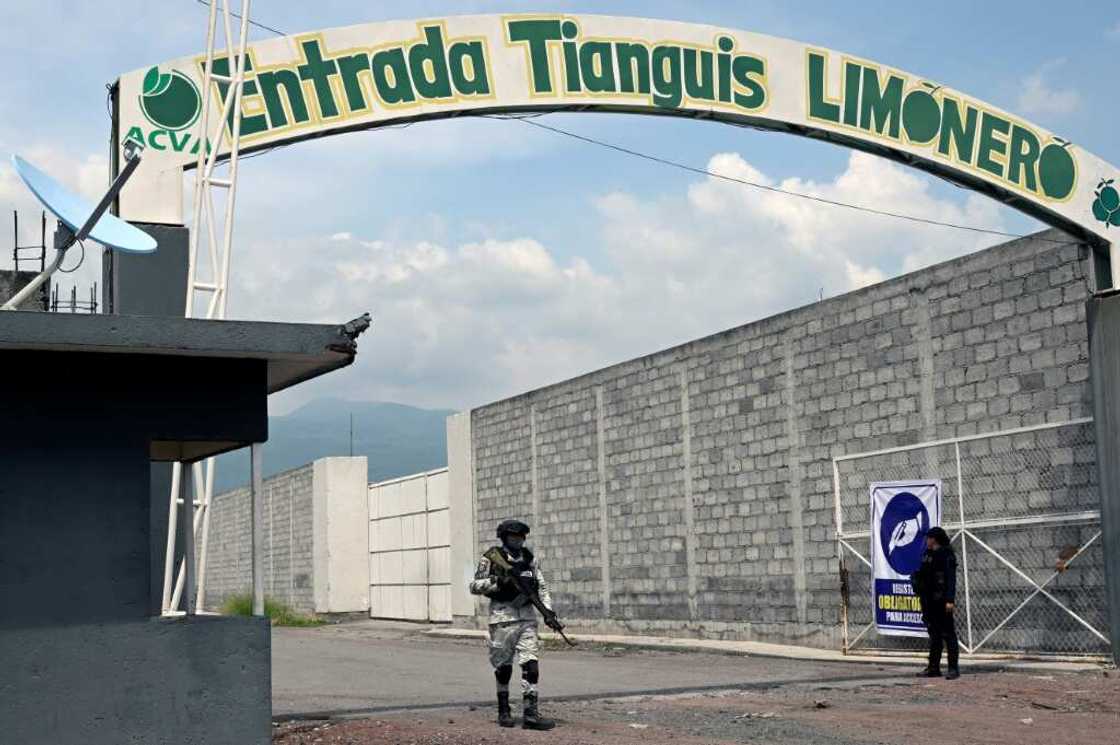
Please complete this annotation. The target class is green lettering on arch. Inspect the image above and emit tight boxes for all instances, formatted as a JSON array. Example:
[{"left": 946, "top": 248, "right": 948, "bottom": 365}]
[
  {"left": 615, "top": 43, "right": 650, "bottom": 94},
  {"left": 682, "top": 49, "right": 714, "bottom": 100},
  {"left": 449, "top": 41, "right": 490, "bottom": 95},
  {"left": 807, "top": 52, "right": 839, "bottom": 123},
  {"left": 1007, "top": 124, "right": 1041, "bottom": 193},
  {"left": 859, "top": 66, "right": 903, "bottom": 138},
  {"left": 336, "top": 53, "right": 372, "bottom": 113},
  {"left": 258, "top": 69, "right": 310, "bottom": 128},
  {"left": 506, "top": 19, "right": 562, "bottom": 94},
  {"left": 371, "top": 47, "right": 416, "bottom": 105},
  {"left": 977, "top": 111, "right": 1011, "bottom": 179},
  {"left": 937, "top": 97, "right": 978, "bottom": 162},
  {"left": 579, "top": 41, "right": 617, "bottom": 93}
]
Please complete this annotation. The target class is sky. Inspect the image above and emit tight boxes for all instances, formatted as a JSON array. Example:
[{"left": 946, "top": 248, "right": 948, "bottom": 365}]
[{"left": 1, "top": 1, "right": 1117, "bottom": 414}]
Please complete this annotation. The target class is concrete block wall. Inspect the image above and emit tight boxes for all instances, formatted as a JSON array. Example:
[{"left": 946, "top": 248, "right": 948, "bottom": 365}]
[
  {"left": 464, "top": 230, "right": 1100, "bottom": 648},
  {"left": 204, "top": 457, "right": 369, "bottom": 615}
]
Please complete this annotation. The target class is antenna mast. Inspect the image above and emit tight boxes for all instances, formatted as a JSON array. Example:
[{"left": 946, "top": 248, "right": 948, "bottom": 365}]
[{"left": 162, "top": 0, "right": 253, "bottom": 615}]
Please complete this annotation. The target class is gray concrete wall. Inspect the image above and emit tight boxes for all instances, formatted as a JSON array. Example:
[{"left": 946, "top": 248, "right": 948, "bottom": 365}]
[
  {"left": 204, "top": 457, "right": 369, "bottom": 615},
  {"left": 464, "top": 230, "right": 1099, "bottom": 647},
  {"left": 0, "top": 269, "right": 48, "bottom": 310},
  {"left": 205, "top": 463, "right": 316, "bottom": 612},
  {"left": 0, "top": 616, "right": 270, "bottom": 745}
]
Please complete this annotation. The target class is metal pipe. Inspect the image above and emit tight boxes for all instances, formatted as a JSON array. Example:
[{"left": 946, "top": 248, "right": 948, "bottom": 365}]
[
  {"left": 2, "top": 244, "right": 66, "bottom": 310},
  {"left": 834, "top": 417, "right": 1093, "bottom": 462},
  {"left": 954, "top": 442, "right": 974, "bottom": 652},
  {"left": 183, "top": 463, "right": 196, "bottom": 616},
  {"left": 161, "top": 462, "right": 182, "bottom": 614},
  {"left": 251, "top": 442, "right": 264, "bottom": 616},
  {"left": 195, "top": 460, "right": 214, "bottom": 611}
]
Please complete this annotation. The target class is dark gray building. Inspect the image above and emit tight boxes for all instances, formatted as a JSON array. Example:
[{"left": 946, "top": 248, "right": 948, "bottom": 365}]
[{"left": 0, "top": 311, "right": 367, "bottom": 745}]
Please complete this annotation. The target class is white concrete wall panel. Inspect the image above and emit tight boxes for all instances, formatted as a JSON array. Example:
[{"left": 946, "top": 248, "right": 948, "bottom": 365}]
[
  {"left": 427, "top": 471, "right": 450, "bottom": 510},
  {"left": 428, "top": 547, "right": 451, "bottom": 585},
  {"left": 428, "top": 585, "right": 452, "bottom": 622},
  {"left": 427, "top": 510, "right": 450, "bottom": 549}
]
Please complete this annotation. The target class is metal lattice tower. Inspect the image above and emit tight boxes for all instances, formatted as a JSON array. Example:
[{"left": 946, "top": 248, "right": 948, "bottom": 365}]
[{"left": 162, "top": 0, "right": 253, "bottom": 616}]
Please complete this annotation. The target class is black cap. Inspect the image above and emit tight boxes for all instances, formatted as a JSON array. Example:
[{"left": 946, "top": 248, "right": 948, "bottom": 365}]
[{"left": 497, "top": 519, "right": 530, "bottom": 538}]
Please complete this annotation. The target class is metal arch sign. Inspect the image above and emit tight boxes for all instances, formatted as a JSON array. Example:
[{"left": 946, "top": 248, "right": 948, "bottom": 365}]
[{"left": 115, "top": 13, "right": 1120, "bottom": 255}]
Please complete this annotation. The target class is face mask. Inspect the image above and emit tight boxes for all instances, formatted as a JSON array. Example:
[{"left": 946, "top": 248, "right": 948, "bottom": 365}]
[{"left": 504, "top": 536, "right": 525, "bottom": 552}]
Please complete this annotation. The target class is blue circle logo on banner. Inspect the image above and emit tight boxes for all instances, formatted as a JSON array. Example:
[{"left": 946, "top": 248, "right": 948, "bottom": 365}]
[{"left": 879, "top": 491, "right": 930, "bottom": 574}]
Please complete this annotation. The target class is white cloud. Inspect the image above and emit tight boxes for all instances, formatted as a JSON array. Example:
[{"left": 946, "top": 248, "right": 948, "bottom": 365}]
[
  {"left": 1018, "top": 59, "right": 1081, "bottom": 116},
  {"left": 229, "top": 150, "right": 1017, "bottom": 411}
]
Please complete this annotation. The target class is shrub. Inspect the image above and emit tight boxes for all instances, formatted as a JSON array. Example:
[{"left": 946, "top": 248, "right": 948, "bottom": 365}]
[{"left": 219, "top": 593, "right": 324, "bottom": 627}]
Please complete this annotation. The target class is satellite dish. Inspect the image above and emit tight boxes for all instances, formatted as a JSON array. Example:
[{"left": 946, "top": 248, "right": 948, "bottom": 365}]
[
  {"left": 2, "top": 141, "right": 155, "bottom": 310},
  {"left": 10, "top": 155, "right": 156, "bottom": 254}
]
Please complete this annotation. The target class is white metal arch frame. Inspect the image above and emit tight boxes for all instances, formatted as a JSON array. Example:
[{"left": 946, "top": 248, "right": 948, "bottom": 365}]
[{"left": 102, "top": 12, "right": 1120, "bottom": 620}]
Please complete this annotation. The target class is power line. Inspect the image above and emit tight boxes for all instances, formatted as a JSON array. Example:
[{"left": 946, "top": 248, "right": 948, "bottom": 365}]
[
  {"left": 492, "top": 114, "right": 1059, "bottom": 243},
  {"left": 194, "top": 0, "right": 287, "bottom": 37}
]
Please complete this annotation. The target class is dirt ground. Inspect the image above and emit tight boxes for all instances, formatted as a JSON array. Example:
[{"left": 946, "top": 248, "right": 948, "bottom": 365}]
[{"left": 273, "top": 667, "right": 1117, "bottom": 745}]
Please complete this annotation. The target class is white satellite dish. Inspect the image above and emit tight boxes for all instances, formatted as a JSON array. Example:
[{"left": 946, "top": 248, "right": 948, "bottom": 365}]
[{"left": 2, "top": 140, "right": 156, "bottom": 310}]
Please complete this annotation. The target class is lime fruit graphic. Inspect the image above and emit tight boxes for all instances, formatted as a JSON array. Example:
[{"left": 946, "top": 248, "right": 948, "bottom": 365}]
[
  {"left": 1038, "top": 142, "right": 1076, "bottom": 200},
  {"left": 902, "top": 87, "right": 941, "bottom": 144},
  {"left": 1092, "top": 179, "right": 1120, "bottom": 228},
  {"left": 1100, "top": 184, "right": 1120, "bottom": 212},
  {"left": 139, "top": 66, "right": 201, "bottom": 131}
]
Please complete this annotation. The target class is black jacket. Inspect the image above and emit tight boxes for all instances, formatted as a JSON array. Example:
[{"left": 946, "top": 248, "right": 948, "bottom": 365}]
[{"left": 911, "top": 545, "right": 957, "bottom": 604}]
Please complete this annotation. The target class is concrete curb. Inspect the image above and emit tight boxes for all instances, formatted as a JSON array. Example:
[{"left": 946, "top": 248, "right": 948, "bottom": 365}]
[{"left": 424, "top": 628, "right": 1107, "bottom": 673}]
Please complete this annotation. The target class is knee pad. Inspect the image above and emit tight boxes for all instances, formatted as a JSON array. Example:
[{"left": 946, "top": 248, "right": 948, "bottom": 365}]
[
  {"left": 521, "top": 660, "right": 539, "bottom": 684},
  {"left": 494, "top": 665, "right": 513, "bottom": 685}
]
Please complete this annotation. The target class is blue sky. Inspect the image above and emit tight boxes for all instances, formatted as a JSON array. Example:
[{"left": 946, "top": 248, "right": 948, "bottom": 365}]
[{"left": 1, "top": 1, "right": 1115, "bottom": 411}]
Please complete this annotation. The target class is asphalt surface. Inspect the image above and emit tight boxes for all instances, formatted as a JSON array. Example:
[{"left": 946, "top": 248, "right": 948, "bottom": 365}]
[{"left": 272, "top": 622, "right": 912, "bottom": 719}]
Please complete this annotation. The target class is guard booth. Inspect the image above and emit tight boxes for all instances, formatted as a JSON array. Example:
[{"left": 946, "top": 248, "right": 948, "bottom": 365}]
[{"left": 0, "top": 310, "right": 367, "bottom": 745}]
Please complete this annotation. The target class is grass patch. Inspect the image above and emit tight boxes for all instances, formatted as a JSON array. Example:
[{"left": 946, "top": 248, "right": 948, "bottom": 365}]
[{"left": 220, "top": 593, "right": 325, "bottom": 627}]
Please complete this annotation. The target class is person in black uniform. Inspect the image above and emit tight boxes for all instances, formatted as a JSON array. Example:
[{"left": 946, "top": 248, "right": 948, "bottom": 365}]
[{"left": 911, "top": 526, "right": 960, "bottom": 679}]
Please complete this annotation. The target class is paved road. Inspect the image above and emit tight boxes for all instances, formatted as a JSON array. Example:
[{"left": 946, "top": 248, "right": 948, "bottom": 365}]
[{"left": 272, "top": 622, "right": 905, "bottom": 719}]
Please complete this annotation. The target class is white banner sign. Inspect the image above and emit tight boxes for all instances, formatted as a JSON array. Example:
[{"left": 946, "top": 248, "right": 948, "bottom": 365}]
[
  {"left": 870, "top": 480, "right": 942, "bottom": 637},
  {"left": 114, "top": 13, "right": 1119, "bottom": 248}
]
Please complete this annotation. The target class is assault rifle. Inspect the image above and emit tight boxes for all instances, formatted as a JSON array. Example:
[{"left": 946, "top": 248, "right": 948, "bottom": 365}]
[{"left": 484, "top": 547, "right": 577, "bottom": 647}]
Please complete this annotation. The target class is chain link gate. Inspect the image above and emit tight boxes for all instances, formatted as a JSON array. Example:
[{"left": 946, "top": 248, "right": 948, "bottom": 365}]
[{"left": 833, "top": 419, "right": 1109, "bottom": 658}]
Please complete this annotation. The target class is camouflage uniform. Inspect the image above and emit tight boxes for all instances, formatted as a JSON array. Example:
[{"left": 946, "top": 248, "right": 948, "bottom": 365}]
[
  {"left": 469, "top": 519, "right": 556, "bottom": 730},
  {"left": 469, "top": 546, "right": 553, "bottom": 673}
]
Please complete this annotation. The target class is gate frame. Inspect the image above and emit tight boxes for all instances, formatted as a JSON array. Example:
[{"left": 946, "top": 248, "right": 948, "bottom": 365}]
[{"left": 832, "top": 417, "right": 1107, "bottom": 657}]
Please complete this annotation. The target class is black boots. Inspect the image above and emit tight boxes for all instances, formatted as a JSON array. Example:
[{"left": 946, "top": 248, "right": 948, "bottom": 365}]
[
  {"left": 497, "top": 690, "right": 555, "bottom": 729},
  {"left": 945, "top": 668, "right": 960, "bottom": 680},
  {"left": 916, "top": 666, "right": 941, "bottom": 677},
  {"left": 497, "top": 691, "right": 515, "bottom": 728},
  {"left": 522, "top": 693, "right": 555, "bottom": 730}
]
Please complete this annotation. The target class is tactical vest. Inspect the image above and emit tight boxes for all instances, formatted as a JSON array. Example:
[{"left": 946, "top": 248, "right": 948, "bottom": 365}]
[{"left": 485, "top": 546, "right": 537, "bottom": 603}]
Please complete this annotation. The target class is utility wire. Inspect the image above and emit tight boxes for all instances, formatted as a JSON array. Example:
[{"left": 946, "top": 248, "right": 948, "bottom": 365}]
[
  {"left": 194, "top": 0, "right": 287, "bottom": 37},
  {"left": 492, "top": 114, "right": 1062, "bottom": 243}
]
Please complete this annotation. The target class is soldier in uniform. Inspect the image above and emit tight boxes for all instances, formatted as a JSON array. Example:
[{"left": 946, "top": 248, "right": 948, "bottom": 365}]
[{"left": 469, "top": 519, "right": 557, "bottom": 730}]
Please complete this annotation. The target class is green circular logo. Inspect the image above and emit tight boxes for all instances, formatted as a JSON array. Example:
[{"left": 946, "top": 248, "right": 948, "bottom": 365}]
[
  {"left": 139, "top": 66, "right": 201, "bottom": 131},
  {"left": 1092, "top": 179, "right": 1120, "bottom": 227}
]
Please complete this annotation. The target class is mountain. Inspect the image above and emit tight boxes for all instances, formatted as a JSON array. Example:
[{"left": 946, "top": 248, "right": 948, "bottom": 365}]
[{"left": 212, "top": 399, "right": 455, "bottom": 492}]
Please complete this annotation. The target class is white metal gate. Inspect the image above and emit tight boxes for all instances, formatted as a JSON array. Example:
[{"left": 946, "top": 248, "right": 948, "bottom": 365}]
[
  {"left": 833, "top": 419, "right": 1108, "bottom": 657},
  {"left": 368, "top": 469, "right": 453, "bottom": 622}
]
